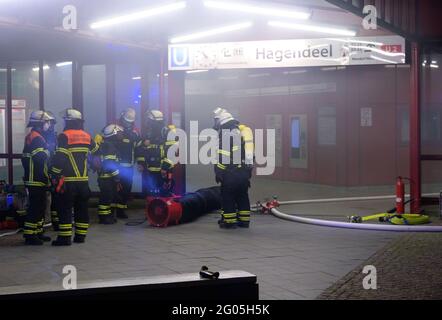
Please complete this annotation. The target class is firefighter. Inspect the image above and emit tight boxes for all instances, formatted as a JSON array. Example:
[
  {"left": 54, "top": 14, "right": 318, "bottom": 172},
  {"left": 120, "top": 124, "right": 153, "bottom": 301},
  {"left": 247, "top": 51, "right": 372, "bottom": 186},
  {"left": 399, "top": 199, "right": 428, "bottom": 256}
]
[
  {"left": 22, "top": 111, "right": 53, "bottom": 245},
  {"left": 213, "top": 108, "right": 254, "bottom": 229},
  {"left": 136, "top": 110, "right": 177, "bottom": 197},
  {"left": 97, "top": 124, "right": 123, "bottom": 224},
  {"left": 115, "top": 108, "right": 140, "bottom": 219},
  {"left": 50, "top": 108, "right": 98, "bottom": 246},
  {"left": 42, "top": 111, "right": 60, "bottom": 231}
]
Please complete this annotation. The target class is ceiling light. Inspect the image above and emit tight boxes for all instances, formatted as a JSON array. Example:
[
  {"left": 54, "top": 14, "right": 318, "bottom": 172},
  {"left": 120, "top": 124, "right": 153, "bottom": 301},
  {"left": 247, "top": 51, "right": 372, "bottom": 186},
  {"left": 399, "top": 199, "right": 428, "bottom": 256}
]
[
  {"left": 56, "top": 61, "right": 73, "bottom": 67},
  {"left": 430, "top": 64, "right": 439, "bottom": 69},
  {"left": 268, "top": 21, "right": 356, "bottom": 37},
  {"left": 132, "top": 76, "right": 142, "bottom": 80},
  {"left": 328, "top": 38, "right": 383, "bottom": 46},
  {"left": 186, "top": 70, "right": 209, "bottom": 74},
  {"left": 283, "top": 70, "right": 307, "bottom": 75},
  {"left": 204, "top": 0, "right": 310, "bottom": 20},
  {"left": 32, "top": 65, "right": 50, "bottom": 71},
  {"left": 218, "top": 76, "right": 239, "bottom": 80},
  {"left": 170, "top": 22, "right": 253, "bottom": 43},
  {"left": 248, "top": 73, "right": 270, "bottom": 78},
  {"left": 90, "top": 1, "right": 187, "bottom": 29}
]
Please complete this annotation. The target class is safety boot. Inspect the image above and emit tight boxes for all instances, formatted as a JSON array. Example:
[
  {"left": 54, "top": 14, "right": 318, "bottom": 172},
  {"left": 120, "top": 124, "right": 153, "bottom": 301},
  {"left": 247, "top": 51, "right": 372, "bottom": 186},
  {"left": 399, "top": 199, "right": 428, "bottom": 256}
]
[
  {"left": 24, "top": 236, "right": 44, "bottom": 246},
  {"left": 51, "top": 236, "right": 72, "bottom": 246},
  {"left": 38, "top": 233, "right": 52, "bottom": 242},
  {"left": 98, "top": 215, "right": 116, "bottom": 225},
  {"left": 73, "top": 235, "right": 86, "bottom": 243},
  {"left": 237, "top": 221, "right": 250, "bottom": 228},
  {"left": 219, "top": 221, "right": 237, "bottom": 229},
  {"left": 116, "top": 208, "right": 128, "bottom": 219},
  {"left": 52, "top": 222, "right": 60, "bottom": 232}
]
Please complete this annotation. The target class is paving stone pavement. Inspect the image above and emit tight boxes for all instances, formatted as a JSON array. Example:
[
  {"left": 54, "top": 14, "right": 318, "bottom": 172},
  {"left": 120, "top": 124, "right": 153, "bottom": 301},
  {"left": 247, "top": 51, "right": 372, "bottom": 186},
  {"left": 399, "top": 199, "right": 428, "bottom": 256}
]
[
  {"left": 0, "top": 208, "right": 402, "bottom": 300},
  {"left": 318, "top": 233, "right": 442, "bottom": 300}
]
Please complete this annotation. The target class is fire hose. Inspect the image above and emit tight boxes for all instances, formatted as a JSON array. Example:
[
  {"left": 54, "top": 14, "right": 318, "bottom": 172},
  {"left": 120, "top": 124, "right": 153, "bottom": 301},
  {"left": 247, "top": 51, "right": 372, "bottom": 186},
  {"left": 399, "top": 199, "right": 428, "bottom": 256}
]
[
  {"left": 257, "top": 195, "right": 442, "bottom": 232},
  {"left": 145, "top": 186, "right": 222, "bottom": 227},
  {"left": 270, "top": 207, "right": 442, "bottom": 232}
]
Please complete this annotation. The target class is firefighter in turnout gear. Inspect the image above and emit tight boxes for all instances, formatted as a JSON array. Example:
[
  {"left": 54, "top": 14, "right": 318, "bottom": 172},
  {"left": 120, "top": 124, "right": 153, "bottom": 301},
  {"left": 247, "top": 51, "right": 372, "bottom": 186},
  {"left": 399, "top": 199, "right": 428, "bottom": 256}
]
[
  {"left": 115, "top": 108, "right": 140, "bottom": 219},
  {"left": 22, "top": 111, "right": 53, "bottom": 245},
  {"left": 50, "top": 108, "right": 99, "bottom": 246},
  {"left": 213, "top": 108, "right": 254, "bottom": 229},
  {"left": 42, "top": 111, "right": 60, "bottom": 231},
  {"left": 135, "top": 110, "right": 177, "bottom": 197},
  {"left": 97, "top": 124, "right": 123, "bottom": 224}
]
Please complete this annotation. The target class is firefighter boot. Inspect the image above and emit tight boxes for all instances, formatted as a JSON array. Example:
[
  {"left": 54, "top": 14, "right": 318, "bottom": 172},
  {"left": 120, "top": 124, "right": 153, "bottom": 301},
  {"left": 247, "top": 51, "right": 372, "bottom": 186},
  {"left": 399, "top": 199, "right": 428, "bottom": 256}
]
[
  {"left": 38, "top": 233, "right": 52, "bottom": 242},
  {"left": 98, "top": 215, "right": 116, "bottom": 225},
  {"left": 24, "top": 236, "right": 44, "bottom": 246},
  {"left": 219, "top": 221, "right": 237, "bottom": 229},
  {"left": 51, "top": 236, "right": 72, "bottom": 246},
  {"left": 73, "top": 235, "right": 86, "bottom": 244},
  {"left": 237, "top": 221, "right": 250, "bottom": 228},
  {"left": 237, "top": 211, "right": 251, "bottom": 228},
  {"left": 116, "top": 208, "right": 128, "bottom": 219},
  {"left": 219, "top": 212, "right": 237, "bottom": 229}
]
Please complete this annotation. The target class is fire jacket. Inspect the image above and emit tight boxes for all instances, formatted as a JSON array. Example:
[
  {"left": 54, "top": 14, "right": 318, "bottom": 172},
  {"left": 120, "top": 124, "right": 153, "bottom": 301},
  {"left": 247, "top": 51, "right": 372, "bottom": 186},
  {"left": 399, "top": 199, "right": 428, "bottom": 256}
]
[
  {"left": 22, "top": 130, "right": 50, "bottom": 187},
  {"left": 118, "top": 127, "right": 140, "bottom": 168},
  {"left": 215, "top": 121, "right": 254, "bottom": 176},
  {"left": 98, "top": 140, "right": 120, "bottom": 180},
  {"left": 50, "top": 129, "right": 99, "bottom": 182},
  {"left": 135, "top": 125, "right": 178, "bottom": 173}
]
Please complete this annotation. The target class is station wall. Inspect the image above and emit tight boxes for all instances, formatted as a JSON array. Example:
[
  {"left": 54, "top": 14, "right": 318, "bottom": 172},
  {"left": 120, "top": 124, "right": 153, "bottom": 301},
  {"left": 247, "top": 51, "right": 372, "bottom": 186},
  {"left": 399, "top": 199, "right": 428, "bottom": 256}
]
[{"left": 185, "top": 65, "right": 415, "bottom": 187}]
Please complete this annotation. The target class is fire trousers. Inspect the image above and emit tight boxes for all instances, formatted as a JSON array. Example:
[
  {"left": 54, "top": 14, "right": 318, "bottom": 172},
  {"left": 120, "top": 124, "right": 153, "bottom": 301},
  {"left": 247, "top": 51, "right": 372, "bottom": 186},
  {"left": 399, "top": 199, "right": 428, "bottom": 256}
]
[
  {"left": 98, "top": 177, "right": 118, "bottom": 217},
  {"left": 23, "top": 187, "right": 47, "bottom": 239},
  {"left": 220, "top": 169, "right": 251, "bottom": 225},
  {"left": 115, "top": 166, "right": 133, "bottom": 211},
  {"left": 57, "top": 182, "right": 90, "bottom": 239}
]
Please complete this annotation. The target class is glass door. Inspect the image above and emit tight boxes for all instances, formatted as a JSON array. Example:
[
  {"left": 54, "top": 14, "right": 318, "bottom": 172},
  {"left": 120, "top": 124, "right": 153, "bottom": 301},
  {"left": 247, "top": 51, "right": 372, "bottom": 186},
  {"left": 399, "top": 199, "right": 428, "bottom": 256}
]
[{"left": 421, "top": 49, "right": 442, "bottom": 195}]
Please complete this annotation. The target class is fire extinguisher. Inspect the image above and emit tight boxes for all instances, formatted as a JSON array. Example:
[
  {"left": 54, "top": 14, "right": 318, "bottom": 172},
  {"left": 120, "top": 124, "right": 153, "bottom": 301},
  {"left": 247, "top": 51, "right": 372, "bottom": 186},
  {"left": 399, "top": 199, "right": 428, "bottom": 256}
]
[{"left": 396, "top": 177, "right": 405, "bottom": 214}]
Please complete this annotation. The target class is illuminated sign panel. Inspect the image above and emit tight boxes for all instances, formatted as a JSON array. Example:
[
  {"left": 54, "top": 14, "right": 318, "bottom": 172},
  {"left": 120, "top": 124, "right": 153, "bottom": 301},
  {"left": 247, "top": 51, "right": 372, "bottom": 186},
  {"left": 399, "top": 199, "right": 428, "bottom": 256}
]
[{"left": 168, "top": 36, "right": 405, "bottom": 70}]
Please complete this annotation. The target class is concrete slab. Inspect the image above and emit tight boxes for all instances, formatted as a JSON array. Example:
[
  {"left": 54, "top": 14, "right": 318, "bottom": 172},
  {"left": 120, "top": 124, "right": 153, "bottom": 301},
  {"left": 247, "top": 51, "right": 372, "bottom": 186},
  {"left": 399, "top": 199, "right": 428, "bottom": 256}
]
[{"left": 0, "top": 207, "right": 399, "bottom": 299}]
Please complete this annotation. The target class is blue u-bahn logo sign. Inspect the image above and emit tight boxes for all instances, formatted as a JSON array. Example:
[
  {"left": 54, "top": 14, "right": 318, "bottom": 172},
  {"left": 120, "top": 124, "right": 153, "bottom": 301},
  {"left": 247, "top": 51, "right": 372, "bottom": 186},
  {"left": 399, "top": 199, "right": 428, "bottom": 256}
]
[{"left": 169, "top": 46, "right": 190, "bottom": 69}]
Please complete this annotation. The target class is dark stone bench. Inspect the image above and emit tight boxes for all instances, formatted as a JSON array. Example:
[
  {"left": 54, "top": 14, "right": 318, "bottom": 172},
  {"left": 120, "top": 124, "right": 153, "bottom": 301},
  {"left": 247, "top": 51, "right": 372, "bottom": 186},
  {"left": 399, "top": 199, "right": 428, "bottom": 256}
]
[{"left": 0, "top": 270, "right": 259, "bottom": 300}]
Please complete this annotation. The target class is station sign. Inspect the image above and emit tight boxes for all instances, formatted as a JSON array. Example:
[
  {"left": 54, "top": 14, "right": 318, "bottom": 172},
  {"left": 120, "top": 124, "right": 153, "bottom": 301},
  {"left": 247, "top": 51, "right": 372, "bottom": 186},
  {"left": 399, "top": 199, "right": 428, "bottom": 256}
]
[{"left": 168, "top": 36, "right": 405, "bottom": 71}]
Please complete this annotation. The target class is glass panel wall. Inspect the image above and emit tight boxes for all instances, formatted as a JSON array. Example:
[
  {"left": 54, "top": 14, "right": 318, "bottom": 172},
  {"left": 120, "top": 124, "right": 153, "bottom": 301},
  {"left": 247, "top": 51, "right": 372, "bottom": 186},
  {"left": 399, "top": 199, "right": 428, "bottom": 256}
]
[
  {"left": 115, "top": 64, "right": 142, "bottom": 128},
  {"left": 11, "top": 62, "right": 39, "bottom": 183},
  {"left": 0, "top": 65, "right": 7, "bottom": 182},
  {"left": 83, "top": 65, "right": 106, "bottom": 191},
  {"left": 421, "top": 52, "right": 442, "bottom": 193},
  {"left": 44, "top": 61, "right": 72, "bottom": 134},
  {"left": 115, "top": 64, "right": 142, "bottom": 193}
]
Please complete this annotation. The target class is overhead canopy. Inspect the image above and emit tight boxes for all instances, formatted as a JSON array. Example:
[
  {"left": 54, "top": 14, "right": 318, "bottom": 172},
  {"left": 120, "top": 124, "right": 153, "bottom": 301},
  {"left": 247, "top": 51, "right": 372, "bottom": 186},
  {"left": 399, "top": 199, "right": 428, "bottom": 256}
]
[{"left": 0, "top": 0, "right": 395, "bottom": 62}]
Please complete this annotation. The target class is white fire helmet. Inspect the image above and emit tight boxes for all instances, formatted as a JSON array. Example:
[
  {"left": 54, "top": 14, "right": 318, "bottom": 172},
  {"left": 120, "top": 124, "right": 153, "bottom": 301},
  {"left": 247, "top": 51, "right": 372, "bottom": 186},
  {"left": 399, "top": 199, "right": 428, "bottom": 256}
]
[
  {"left": 102, "top": 124, "right": 124, "bottom": 138},
  {"left": 121, "top": 108, "right": 136, "bottom": 124},
  {"left": 62, "top": 108, "right": 83, "bottom": 121},
  {"left": 218, "top": 112, "right": 234, "bottom": 126},
  {"left": 27, "top": 110, "right": 52, "bottom": 127},
  {"left": 146, "top": 109, "right": 164, "bottom": 122},
  {"left": 213, "top": 107, "right": 227, "bottom": 119}
]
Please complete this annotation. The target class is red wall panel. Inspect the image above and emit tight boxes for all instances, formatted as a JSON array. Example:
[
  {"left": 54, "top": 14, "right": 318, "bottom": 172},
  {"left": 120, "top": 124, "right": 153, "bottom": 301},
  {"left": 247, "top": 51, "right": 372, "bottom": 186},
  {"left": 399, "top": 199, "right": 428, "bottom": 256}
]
[{"left": 212, "top": 65, "right": 411, "bottom": 187}]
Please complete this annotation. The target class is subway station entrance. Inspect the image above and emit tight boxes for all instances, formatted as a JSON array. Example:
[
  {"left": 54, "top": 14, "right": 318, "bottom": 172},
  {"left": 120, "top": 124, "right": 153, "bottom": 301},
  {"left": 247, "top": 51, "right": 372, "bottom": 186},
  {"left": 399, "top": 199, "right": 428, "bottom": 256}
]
[{"left": 1, "top": 0, "right": 442, "bottom": 301}]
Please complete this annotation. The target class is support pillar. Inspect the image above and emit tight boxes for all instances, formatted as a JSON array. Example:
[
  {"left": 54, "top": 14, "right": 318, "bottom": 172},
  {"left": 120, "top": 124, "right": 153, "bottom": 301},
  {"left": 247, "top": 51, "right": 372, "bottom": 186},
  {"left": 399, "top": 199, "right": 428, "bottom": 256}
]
[{"left": 410, "top": 42, "right": 421, "bottom": 214}]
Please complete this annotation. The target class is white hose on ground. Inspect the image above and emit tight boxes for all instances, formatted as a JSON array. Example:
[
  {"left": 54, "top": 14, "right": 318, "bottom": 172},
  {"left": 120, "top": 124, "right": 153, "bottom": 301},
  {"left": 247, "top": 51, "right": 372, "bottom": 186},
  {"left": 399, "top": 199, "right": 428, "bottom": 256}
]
[
  {"left": 0, "top": 228, "right": 22, "bottom": 238},
  {"left": 273, "top": 193, "right": 439, "bottom": 206},
  {"left": 271, "top": 208, "right": 442, "bottom": 232}
]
